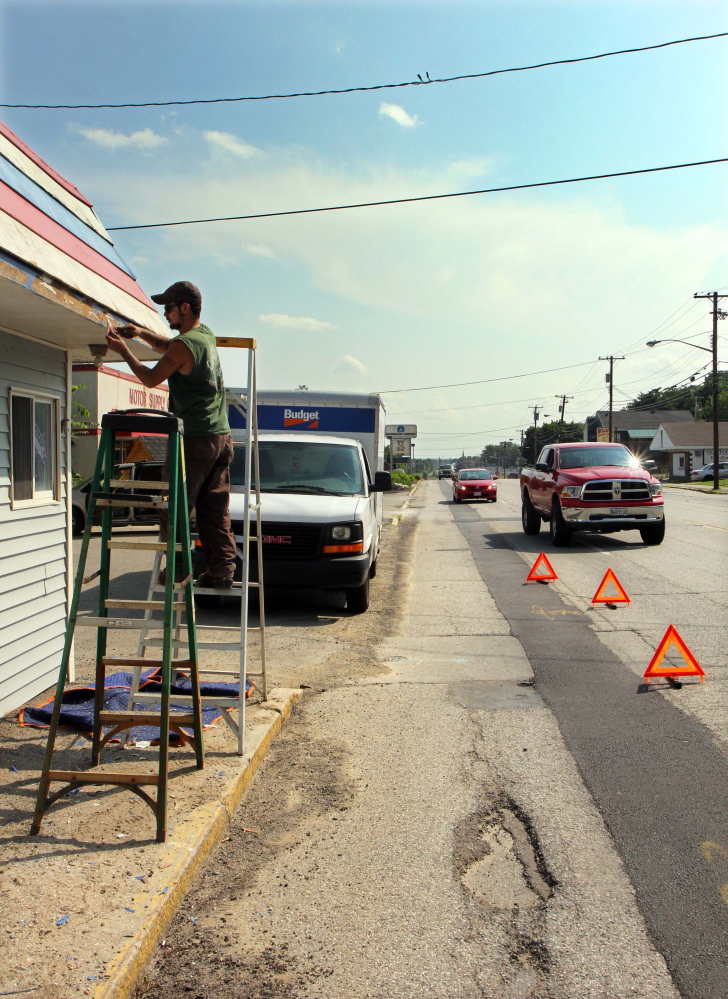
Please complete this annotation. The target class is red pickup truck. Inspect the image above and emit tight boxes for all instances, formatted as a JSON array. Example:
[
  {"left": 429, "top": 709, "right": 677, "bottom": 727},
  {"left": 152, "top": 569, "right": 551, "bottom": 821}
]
[{"left": 520, "top": 442, "right": 665, "bottom": 547}]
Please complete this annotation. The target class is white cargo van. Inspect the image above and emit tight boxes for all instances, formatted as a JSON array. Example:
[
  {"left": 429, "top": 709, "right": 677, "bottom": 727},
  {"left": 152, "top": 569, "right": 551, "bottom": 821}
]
[{"left": 194, "top": 392, "right": 391, "bottom": 613}]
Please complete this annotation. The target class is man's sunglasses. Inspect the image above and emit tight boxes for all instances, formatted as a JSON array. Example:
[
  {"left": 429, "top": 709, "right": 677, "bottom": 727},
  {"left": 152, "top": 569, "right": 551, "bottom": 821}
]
[{"left": 163, "top": 303, "right": 180, "bottom": 315}]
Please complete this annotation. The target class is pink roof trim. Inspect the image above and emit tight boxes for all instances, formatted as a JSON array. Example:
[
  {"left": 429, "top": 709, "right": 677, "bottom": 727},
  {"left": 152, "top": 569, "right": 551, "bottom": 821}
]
[{"left": 0, "top": 120, "right": 94, "bottom": 208}]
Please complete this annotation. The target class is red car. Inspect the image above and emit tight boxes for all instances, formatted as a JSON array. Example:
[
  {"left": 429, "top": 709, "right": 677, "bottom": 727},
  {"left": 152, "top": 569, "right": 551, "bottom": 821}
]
[{"left": 452, "top": 468, "right": 497, "bottom": 503}]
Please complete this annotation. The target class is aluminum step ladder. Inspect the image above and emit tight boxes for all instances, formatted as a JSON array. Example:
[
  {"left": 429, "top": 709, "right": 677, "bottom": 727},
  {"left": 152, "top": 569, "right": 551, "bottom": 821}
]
[
  {"left": 30, "top": 408, "right": 204, "bottom": 843},
  {"left": 128, "top": 337, "right": 267, "bottom": 755}
]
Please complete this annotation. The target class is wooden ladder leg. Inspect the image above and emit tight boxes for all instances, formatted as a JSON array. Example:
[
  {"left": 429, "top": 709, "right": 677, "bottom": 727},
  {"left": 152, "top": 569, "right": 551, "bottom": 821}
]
[{"left": 30, "top": 431, "right": 108, "bottom": 834}]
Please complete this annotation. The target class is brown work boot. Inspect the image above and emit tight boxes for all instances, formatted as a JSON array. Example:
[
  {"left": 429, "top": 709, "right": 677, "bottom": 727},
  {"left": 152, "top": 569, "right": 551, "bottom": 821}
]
[{"left": 196, "top": 571, "right": 233, "bottom": 590}]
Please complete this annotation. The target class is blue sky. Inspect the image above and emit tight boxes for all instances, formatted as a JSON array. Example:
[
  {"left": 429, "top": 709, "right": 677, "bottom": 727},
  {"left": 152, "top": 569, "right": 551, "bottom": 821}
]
[{"left": 2, "top": 0, "right": 727, "bottom": 456}]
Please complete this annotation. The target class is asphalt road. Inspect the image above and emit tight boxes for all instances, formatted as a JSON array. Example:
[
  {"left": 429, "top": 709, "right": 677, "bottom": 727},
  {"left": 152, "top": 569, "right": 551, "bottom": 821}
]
[
  {"left": 450, "top": 479, "right": 728, "bottom": 999},
  {"left": 131, "top": 479, "right": 728, "bottom": 999}
]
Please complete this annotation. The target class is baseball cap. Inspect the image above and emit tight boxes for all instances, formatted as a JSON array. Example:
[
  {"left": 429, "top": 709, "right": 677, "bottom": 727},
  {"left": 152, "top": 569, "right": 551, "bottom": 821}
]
[{"left": 151, "top": 281, "right": 202, "bottom": 310}]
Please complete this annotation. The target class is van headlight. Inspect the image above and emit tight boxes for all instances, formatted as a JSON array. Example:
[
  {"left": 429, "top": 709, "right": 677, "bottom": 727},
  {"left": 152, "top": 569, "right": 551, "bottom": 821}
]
[
  {"left": 561, "top": 485, "right": 582, "bottom": 498},
  {"left": 331, "top": 525, "right": 351, "bottom": 540},
  {"left": 649, "top": 482, "right": 662, "bottom": 496}
]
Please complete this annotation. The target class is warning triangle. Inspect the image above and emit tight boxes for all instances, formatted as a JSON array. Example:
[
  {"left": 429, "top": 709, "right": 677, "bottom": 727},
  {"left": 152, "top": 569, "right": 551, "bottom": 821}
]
[
  {"left": 526, "top": 552, "right": 558, "bottom": 582},
  {"left": 592, "top": 568, "right": 630, "bottom": 605},
  {"left": 644, "top": 625, "right": 705, "bottom": 682}
]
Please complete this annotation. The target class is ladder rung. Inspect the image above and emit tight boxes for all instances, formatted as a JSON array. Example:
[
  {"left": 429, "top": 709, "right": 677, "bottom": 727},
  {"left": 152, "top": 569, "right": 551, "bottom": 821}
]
[
  {"left": 105, "top": 599, "right": 186, "bottom": 610},
  {"left": 109, "top": 479, "right": 168, "bottom": 489},
  {"left": 192, "top": 586, "right": 242, "bottom": 596},
  {"left": 94, "top": 496, "right": 168, "bottom": 510},
  {"left": 99, "top": 710, "right": 195, "bottom": 726},
  {"left": 78, "top": 617, "right": 168, "bottom": 630},
  {"left": 107, "top": 542, "right": 184, "bottom": 551},
  {"left": 195, "top": 624, "right": 241, "bottom": 631},
  {"left": 133, "top": 693, "right": 242, "bottom": 705},
  {"left": 47, "top": 770, "right": 160, "bottom": 786},
  {"left": 101, "top": 658, "right": 195, "bottom": 669},
  {"left": 144, "top": 638, "right": 241, "bottom": 651}
]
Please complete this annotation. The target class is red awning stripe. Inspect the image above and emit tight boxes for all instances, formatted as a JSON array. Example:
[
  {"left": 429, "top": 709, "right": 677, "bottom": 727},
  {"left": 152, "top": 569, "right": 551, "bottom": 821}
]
[
  {"left": 0, "top": 120, "right": 94, "bottom": 207},
  {"left": 0, "top": 179, "right": 156, "bottom": 310}
]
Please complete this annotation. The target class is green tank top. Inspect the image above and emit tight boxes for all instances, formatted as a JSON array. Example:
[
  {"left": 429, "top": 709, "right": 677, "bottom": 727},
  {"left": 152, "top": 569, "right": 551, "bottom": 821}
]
[{"left": 167, "top": 324, "right": 230, "bottom": 436}]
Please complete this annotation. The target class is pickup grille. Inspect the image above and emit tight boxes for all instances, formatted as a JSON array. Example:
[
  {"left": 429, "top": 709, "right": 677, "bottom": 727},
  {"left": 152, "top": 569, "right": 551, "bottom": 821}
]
[
  {"left": 232, "top": 521, "right": 322, "bottom": 559},
  {"left": 582, "top": 479, "right": 650, "bottom": 503}
]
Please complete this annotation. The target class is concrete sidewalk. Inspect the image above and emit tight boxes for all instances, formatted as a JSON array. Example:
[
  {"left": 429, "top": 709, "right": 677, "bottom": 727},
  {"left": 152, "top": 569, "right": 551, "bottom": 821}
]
[{"left": 141, "top": 480, "right": 680, "bottom": 998}]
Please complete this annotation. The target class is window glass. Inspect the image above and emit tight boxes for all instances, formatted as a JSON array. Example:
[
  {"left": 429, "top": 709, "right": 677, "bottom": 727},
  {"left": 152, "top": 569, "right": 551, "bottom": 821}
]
[
  {"left": 559, "top": 445, "right": 635, "bottom": 469},
  {"left": 11, "top": 395, "right": 33, "bottom": 501},
  {"left": 231, "top": 441, "right": 364, "bottom": 496},
  {"left": 459, "top": 469, "right": 491, "bottom": 481},
  {"left": 34, "top": 399, "right": 54, "bottom": 494}
]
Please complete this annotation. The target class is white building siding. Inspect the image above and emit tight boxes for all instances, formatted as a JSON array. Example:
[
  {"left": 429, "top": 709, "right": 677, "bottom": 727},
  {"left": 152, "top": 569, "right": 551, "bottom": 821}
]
[{"left": 0, "top": 327, "right": 68, "bottom": 716}]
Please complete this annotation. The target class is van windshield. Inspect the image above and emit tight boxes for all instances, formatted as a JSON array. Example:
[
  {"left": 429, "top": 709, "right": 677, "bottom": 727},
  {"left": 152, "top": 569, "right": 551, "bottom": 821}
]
[{"left": 231, "top": 441, "right": 365, "bottom": 496}]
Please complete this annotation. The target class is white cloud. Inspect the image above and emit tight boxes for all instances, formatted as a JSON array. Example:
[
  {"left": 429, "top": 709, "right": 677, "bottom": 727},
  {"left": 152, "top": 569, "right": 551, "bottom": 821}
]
[
  {"left": 334, "top": 355, "right": 367, "bottom": 374},
  {"left": 72, "top": 126, "right": 168, "bottom": 150},
  {"left": 379, "top": 102, "right": 421, "bottom": 128},
  {"left": 259, "top": 314, "right": 338, "bottom": 332},
  {"left": 130, "top": 255, "right": 151, "bottom": 264},
  {"left": 203, "top": 130, "right": 263, "bottom": 159},
  {"left": 446, "top": 157, "right": 498, "bottom": 181},
  {"left": 333, "top": 39, "right": 346, "bottom": 53},
  {"left": 243, "top": 243, "right": 276, "bottom": 259}
]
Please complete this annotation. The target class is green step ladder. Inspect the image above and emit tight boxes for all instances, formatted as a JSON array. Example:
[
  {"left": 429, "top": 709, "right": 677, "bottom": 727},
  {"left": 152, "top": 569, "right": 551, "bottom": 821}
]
[{"left": 29, "top": 408, "right": 204, "bottom": 843}]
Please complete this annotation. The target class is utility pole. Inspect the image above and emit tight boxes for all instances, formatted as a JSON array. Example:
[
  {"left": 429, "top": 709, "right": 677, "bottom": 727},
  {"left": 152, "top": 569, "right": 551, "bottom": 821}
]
[
  {"left": 531, "top": 406, "right": 541, "bottom": 465},
  {"left": 693, "top": 291, "right": 727, "bottom": 491},
  {"left": 555, "top": 394, "right": 574, "bottom": 441},
  {"left": 598, "top": 356, "right": 625, "bottom": 442}
]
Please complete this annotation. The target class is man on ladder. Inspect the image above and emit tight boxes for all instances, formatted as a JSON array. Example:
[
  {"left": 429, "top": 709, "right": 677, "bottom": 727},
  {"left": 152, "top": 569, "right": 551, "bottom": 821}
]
[{"left": 106, "top": 280, "right": 236, "bottom": 588}]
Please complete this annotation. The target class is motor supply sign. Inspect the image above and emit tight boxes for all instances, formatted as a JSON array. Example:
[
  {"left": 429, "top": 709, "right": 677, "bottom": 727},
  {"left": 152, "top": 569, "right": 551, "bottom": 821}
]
[{"left": 229, "top": 405, "right": 376, "bottom": 433}]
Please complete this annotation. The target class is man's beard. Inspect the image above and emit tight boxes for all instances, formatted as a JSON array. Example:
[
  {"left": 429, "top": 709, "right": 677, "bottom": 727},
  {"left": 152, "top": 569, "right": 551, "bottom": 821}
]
[{"left": 168, "top": 321, "right": 182, "bottom": 330}]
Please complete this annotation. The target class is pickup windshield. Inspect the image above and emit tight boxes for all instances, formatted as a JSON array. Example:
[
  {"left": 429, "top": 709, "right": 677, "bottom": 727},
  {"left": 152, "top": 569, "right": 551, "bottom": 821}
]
[
  {"left": 231, "top": 441, "right": 365, "bottom": 496},
  {"left": 559, "top": 446, "right": 636, "bottom": 469}
]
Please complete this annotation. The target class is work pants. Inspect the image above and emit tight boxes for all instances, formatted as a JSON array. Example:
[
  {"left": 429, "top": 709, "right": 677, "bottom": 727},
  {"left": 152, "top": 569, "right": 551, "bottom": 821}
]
[{"left": 159, "top": 432, "right": 237, "bottom": 580}]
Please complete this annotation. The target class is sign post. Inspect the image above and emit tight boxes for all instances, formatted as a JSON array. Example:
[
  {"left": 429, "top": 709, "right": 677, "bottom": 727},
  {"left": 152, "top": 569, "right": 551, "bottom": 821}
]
[{"left": 385, "top": 426, "right": 417, "bottom": 473}]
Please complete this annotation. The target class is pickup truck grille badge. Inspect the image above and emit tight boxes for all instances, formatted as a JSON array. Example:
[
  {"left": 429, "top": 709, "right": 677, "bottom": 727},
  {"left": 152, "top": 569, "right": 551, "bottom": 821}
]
[{"left": 581, "top": 480, "right": 651, "bottom": 502}]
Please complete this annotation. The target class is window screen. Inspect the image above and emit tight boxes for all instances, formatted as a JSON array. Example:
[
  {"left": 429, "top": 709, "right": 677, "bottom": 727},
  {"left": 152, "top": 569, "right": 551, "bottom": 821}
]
[
  {"left": 34, "top": 399, "right": 55, "bottom": 494},
  {"left": 11, "top": 395, "right": 33, "bottom": 501}
]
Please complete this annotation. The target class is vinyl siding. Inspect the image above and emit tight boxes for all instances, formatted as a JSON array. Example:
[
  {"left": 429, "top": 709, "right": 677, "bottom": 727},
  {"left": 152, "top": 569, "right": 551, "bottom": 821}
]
[{"left": 0, "top": 327, "right": 68, "bottom": 716}]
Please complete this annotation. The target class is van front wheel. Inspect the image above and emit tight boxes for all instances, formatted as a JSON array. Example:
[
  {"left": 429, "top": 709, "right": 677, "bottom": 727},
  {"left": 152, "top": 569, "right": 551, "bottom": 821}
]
[{"left": 346, "top": 577, "right": 370, "bottom": 614}]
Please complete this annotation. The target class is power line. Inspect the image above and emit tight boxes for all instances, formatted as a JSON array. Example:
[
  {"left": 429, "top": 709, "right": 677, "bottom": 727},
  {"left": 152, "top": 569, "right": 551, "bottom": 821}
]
[
  {"left": 6, "top": 31, "right": 726, "bottom": 110},
  {"left": 379, "top": 359, "right": 599, "bottom": 395},
  {"left": 106, "top": 155, "right": 728, "bottom": 232}
]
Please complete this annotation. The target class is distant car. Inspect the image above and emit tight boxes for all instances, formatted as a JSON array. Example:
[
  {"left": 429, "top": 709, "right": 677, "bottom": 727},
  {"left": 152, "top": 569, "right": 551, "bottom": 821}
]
[
  {"left": 438, "top": 465, "right": 455, "bottom": 479},
  {"left": 690, "top": 462, "right": 728, "bottom": 482},
  {"left": 72, "top": 460, "right": 165, "bottom": 535},
  {"left": 452, "top": 468, "right": 497, "bottom": 503}
]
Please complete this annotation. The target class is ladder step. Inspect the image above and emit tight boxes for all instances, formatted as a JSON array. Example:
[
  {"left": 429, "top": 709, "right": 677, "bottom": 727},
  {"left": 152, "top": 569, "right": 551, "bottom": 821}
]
[
  {"left": 99, "top": 711, "right": 195, "bottom": 726},
  {"left": 78, "top": 617, "right": 170, "bottom": 630},
  {"left": 47, "top": 770, "right": 160, "bottom": 786},
  {"left": 133, "top": 693, "right": 242, "bottom": 705},
  {"left": 106, "top": 599, "right": 187, "bottom": 610},
  {"left": 143, "top": 638, "right": 242, "bottom": 651},
  {"left": 109, "top": 479, "right": 168, "bottom": 490},
  {"left": 102, "top": 658, "right": 195, "bottom": 669},
  {"left": 94, "top": 495, "right": 168, "bottom": 510},
  {"left": 108, "top": 542, "right": 184, "bottom": 551}
]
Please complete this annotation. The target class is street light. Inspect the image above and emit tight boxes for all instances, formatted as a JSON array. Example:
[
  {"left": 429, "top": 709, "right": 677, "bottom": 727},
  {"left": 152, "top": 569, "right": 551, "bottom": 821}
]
[{"left": 647, "top": 335, "right": 721, "bottom": 490}]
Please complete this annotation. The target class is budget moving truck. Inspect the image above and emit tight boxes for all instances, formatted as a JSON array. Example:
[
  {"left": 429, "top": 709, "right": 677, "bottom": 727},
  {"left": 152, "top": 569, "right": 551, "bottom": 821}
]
[{"left": 193, "top": 391, "right": 391, "bottom": 613}]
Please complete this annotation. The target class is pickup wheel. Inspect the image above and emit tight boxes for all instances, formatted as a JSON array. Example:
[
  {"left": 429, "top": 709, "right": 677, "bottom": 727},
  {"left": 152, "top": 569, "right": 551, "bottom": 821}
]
[
  {"left": 72, "top": 507, "right": 85, "bottom": 536},
  {"left": 521, "top": 492, "right": 541, "bottom": 535},
  {"left": 640, "top": 520, "right": 666, "bottom": 545},
  {"left": 346, "top": 576, "right": 370, "bottom": 614},
  {"left": 549, "top": 500, "right": 574, "bottom": 547}
]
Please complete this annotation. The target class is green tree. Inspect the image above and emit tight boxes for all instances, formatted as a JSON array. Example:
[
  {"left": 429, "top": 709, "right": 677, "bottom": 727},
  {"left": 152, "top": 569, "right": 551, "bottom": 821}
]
[
  {"left": 522, "top": 421, "right": 584, "bottom": 465},
  {"left": 626, "top": 372, "right": 728, "bottom": 421}
]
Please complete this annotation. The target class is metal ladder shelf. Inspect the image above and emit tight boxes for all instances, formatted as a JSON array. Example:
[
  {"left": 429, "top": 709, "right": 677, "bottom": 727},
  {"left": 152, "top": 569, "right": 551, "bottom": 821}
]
[
  {"left": 30, "top": 408, "right": 204, "bottom": 843},
  {"left": 128, "top": 337, "right": 267, "bottom": 755}
]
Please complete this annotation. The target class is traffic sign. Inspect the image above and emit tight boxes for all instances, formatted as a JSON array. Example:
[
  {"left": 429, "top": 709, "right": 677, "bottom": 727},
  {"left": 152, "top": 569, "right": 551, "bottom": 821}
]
[
  {"left": 644, "top": 625, "right": 704, "bottom": 682},
  {"left": 385, "top": 424, "right": 417, "bottom": 438},
  {"left": 592, "top": 568, "right": 630, "bottom": 606}
]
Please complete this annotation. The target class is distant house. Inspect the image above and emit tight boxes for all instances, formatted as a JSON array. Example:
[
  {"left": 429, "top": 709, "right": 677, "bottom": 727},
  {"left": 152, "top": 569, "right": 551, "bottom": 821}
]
[
  {"left": 650, "top": 422, "right": 728, "bottom": 480},
  {"left": 0, "top": 120, "right": 168, "bottom": 715},
  {"left": 584, "top": 409, "right": 694, "bottom": 451},
  {"left": 71, "top": 363, "right": 169, "bottom": 479}
]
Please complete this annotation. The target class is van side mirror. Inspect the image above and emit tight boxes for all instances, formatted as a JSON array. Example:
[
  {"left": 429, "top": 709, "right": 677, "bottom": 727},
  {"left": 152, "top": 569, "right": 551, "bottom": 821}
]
[{"left": 371, "top": 471, "right": 392, "bottom": 492}]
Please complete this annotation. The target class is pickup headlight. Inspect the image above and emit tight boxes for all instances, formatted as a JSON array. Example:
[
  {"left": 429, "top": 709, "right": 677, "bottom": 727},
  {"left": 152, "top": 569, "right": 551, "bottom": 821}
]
[
  {"left": 561, "top": 485, "right": 582, "bottom": 499},
  {"left": 649, "top": 482, "right": 662, "bottom": 496}
]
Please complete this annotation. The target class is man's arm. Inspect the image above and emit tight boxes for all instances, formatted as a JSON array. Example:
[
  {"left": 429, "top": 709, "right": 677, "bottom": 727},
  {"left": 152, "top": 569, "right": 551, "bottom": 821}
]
[
  {"left": 112, "top": 323, "right": 172, "bottom": 354},
  {"left": 106, "top": 329, "right": 192, "bottom": 388}
]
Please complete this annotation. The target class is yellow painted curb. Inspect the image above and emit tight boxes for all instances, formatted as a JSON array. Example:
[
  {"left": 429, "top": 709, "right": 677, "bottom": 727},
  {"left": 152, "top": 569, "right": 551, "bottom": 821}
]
[{"left": 92, "top": 687, "right": 302, "bottom": 999}]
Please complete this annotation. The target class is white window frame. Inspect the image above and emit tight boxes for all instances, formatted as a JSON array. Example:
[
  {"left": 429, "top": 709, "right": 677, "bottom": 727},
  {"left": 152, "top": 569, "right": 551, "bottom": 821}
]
[{"left": 9, "top": 388, "right": 62, "bottom": 508}]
